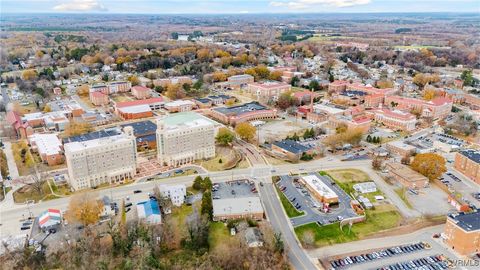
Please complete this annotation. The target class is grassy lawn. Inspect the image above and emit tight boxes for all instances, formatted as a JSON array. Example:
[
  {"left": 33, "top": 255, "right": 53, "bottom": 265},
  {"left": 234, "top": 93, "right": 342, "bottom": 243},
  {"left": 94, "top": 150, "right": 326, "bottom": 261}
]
[
  {"left": 323, "top": 169, "right": 370, "bottom": 195},
  {"left": 295, "top": 207, "right": 402, "bottom": 248},
  {"left": 197, "top": 147, "right": 244, "bottom": 171},
  {"left": 13, "top": 181, "right": 53, "bottom": 203},
  {"left": 49, "top": 180, "right": 72, "bottom": 196},
  {"left": 395, "top": 187, "right": 414, "bottom": 209},
  {"left": 111, "top": 94, "right": 133, "bottom": 102},
  {"left": 274, "top": 183, "right": 304, "bottom": 218},
  {"left": 208, "top": 222, "right": 231, "bottom": 251}
]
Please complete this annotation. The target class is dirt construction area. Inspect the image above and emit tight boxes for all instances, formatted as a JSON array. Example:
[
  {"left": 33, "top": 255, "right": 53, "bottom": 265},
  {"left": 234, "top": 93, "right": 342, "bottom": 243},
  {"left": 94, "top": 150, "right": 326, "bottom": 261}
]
[{"left": 258, "top": 118, "right": 313, "bottom": 143}]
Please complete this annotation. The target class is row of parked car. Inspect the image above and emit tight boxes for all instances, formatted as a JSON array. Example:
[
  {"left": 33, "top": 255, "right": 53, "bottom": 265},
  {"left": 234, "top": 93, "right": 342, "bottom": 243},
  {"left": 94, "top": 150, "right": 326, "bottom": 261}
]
[
  {"left": 277, "top": 181, "right": 303, "bottom": 211},
  {"left": 376, "top": 254, "right": 450, "bottom": 270},
  {"left": 330, "top": 242, "right": 429, "bottom": 269}
]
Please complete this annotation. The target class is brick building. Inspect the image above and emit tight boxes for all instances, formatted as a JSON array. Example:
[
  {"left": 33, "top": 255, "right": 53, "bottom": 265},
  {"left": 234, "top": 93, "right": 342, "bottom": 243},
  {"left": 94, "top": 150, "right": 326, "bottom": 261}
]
[
  {"left": 384, "top": 96, "right": 452, "bottom": 119},
  {"left": 209, "top": 102, "right": 277, "bottom": 126},
  {"left": 131, "top": 85, "right": 152, "bottom": 100},
  {"left": 369, "top": 108, "right": 417, "bottom": 131},
  {"left": 90, "top": 91, "right": 109, "bottom": 106},
  {"left": 454, "top": 150, "right": 480, "bottom": 185},
  {"left": 386, "top": 162, "right": 429, "bottom": 189},
  {"left": 443, "top": 211, "right": 480, "bottom": 256},
  {"left": 246, "top": 81, "right": 291, "bottom": 101}
]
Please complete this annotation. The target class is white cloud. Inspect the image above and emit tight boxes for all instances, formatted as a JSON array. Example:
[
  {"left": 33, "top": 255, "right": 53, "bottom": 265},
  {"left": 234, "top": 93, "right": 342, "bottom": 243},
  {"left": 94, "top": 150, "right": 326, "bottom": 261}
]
[
  {"left": 53, "top": 0, "right": 107, "bottom": 12},
  {"left": 270, "top": 0, "right": 371, "bottom": 9}
]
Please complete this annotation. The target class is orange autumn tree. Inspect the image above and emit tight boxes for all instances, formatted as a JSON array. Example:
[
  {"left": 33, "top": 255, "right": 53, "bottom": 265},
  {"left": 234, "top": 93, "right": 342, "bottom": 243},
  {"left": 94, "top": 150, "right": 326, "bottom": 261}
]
[
  {"left": 410, "top": 153, "right": 446, "bottom": 181},
  {"left": 66, "top": 193, "right": 104, "bottom": 226}
]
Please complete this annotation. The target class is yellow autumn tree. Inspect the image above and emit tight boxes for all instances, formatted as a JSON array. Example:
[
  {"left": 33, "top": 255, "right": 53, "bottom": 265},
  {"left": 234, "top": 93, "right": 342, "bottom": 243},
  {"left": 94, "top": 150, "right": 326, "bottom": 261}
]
[
  {"left": 63, "top": 120, "right": 93, "bottom": 137},
  {"left": 22, "top": 69, "right": 37, "bottom": 81},
  {"left": 235, "top": 122, "right": 256, "bottom": 142},
  {"left": 76, "top": 84, "right": 90, "bottom": 96},
  {"left": 66, "top": 193, "right": 103, "bottom": 226},
  {"left": 423, "top": 88, "right": 436, "bottom": 101},
  {"left": 127, "top": 75, "right": 140, "bottom": 86},
  {"left": 411, "top": 153, "right": 446, "bottom": 181}
]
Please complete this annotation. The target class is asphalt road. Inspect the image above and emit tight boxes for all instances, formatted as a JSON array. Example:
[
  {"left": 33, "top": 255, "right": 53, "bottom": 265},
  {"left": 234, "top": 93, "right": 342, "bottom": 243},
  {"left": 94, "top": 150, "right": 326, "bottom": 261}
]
[
  {"left": 259, "top": 181, "right": 319, "bottom": 270},
  {"left": 0, "top": 159, "right": 406, "bottom": 237}
]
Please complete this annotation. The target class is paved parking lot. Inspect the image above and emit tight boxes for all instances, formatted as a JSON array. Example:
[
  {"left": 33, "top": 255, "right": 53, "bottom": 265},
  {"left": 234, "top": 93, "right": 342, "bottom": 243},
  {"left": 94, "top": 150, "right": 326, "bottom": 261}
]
[
  {"left": 405, "top": 185, "right": 454, "bottom": 216},
  {"left": 329, "top": 242, "right": 433, "bottom": 270},
  {"left": 441, "top": 170, "right": 480, "bottom": 208},
  {"left": 212, "top": 179, "right": 257, "bottom": 200},
  {"left": 278, "top": 173, "right": 358, "bottom": 227}
]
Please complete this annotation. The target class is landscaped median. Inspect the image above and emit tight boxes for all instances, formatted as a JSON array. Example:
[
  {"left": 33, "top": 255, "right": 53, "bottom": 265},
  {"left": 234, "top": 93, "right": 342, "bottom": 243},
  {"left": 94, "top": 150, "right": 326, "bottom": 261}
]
[{"left": 273, "top": 178, "right": 304, "bottom": 218}]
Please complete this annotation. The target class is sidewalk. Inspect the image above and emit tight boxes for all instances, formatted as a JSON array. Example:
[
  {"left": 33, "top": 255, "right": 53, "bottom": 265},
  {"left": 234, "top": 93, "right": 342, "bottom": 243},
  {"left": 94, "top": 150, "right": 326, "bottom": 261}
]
[{"left": 0, "top": 141, "right": 21, "bottom": 208}]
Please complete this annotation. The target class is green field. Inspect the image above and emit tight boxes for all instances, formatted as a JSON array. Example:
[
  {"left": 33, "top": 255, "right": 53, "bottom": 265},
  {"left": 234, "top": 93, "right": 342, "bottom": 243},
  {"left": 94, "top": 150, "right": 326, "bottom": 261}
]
[
  {"left": 307, "top": 34, "right": 356, "bottom": 42},
  {"left": 295, "top": 209, "right": 401, "bottom": 247},
  {"left": 393, "top": 45, "right": 449, "bottom": 50},
  {"left": 208, "top": 222, "right": 231, "bottom": 250},
  {"left": 274, "top": 183, "right": 304, "bottom": 218}
]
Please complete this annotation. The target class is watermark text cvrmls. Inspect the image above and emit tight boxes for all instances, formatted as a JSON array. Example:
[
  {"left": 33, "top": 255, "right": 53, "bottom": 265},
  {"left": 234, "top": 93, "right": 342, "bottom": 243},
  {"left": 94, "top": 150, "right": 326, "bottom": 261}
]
[{"left": 451, "top": 259, "right": 480, "bottom": 267}]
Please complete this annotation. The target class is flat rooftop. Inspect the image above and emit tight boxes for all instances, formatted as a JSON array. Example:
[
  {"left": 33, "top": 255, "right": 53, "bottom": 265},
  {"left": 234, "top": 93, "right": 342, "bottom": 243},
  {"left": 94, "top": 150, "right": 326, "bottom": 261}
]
[
  {"left": 459, "top": 149, "right": 480, "bottom": 164},
  {"left": 387, "top": 163, "right": 428, "bottom": 182},
  {"left": 162, "top": 111, "right": 216, "bottom": 127},
  {"left": 273, "top": 139, "right": 311, "bottom": 154},
  {"left": 64, "top": 133, "right": 131, "bottom": 152},
  {"left": 213, "top": 102, "right": 267, "bottom": 116},
  {"left": 302, "top": 175, "right": 338, "bottom": 199},
  {"left": 63, "top": 127, "right": 121, "bottom": 144},
  {"left": 121, "top": 120, "right": 157, "bottom": 135},
  {"left": 449, "top": 211, "right": 480, "bottom": 232}
]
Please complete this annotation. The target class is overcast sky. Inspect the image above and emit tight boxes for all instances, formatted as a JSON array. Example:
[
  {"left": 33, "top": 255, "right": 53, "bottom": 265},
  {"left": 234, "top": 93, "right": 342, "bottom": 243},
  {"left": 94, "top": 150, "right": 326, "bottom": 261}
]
[{"left": 2, "top": 0, "right": 479, "bottom": 14}]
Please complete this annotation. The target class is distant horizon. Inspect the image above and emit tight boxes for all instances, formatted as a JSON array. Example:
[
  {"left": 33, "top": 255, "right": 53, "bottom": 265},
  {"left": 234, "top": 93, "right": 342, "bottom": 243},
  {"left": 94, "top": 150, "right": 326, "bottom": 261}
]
[
  {"left": 1, "top": 0, "right": 479, "bottom": 14},
  {"left": 2, "top": 11, "right": 479, "bottom": 15}
]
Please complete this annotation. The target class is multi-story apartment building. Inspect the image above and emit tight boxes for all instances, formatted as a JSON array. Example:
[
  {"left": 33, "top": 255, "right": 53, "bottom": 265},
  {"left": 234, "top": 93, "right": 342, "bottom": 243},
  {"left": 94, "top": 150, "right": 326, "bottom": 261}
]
[
  {"left": 246, "top": 81, "right": 291, "bottom": 101},
  {"left": 454, "top": 149, "right": 480, "bottom": 185},
  {"left": 89, "top": 81, "right": 131, "bottom": 95},
  {"left": 158, "top": 184, "right": 187, "bottom": 206},
  {"left": 156, "top": 112, "right": 215, "bottom": 167},
  {"left": 370, "top": 108, "right": 417, "bottom": 131},
  {"left": 153, "top": 76, "right": 192, "bottom": 88},
  {"left": 131, "top": 85, "right": 152, "bottom": 100},
  {"left": 90, "top": 91, "right": 109, "bottom": 106},
  {"left": 64, "top": 127, "right": 137, "bottom": 190},
  {"left": 227, "top": 74, "right": 254, "bottom": 89},
  {"left": 384, "top": 96, "right": 452, "bottom": 119},
  {"left": 443, "top": 211, "right": 480, "bottom": 256}
]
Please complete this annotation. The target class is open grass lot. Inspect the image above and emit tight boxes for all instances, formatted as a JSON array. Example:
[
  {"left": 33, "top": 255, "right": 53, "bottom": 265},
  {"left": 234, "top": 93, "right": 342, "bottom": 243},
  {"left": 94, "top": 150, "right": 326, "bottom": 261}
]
[
  {"left": 295, "top": 205, "right": 402, "bottom": 248},
  {"left": 393, "top": 45, "right": 448, "bottom": 50},
  {"left": 208, "top": 222, "right": 231, "bottom": 251},
  {"left": 13, "top": 181, "right": 53, "bottom": 203},
  {"left": 324, "top": 169, "right": 370, "bottom": 194},
  {"left": 274, "top": 183, "right": 304, "bottom": 218},
  {"left": 307, "top": 34, "right": 356, "bottom": 42},
  {"left": 197, "top": 146, "right": 246, "bottom": 171},
  {"left": 111, "top": 94, "right": 134, "bottom": 103},
  {"left": 49, "top": 180, "right": 72, "bottom": 196}
]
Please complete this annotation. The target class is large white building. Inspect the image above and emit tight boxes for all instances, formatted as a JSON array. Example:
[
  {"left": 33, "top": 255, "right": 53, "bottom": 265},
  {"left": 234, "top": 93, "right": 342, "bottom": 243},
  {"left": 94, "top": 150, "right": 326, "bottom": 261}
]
[
  {"left": 159, "top": 184, "right": 187, "bottom": 206},
  {"left": 156, "top": 112, "right": 216, "bottom": 167},
  {"left": 64, "top": 127, "right": 137, "bottom": 190}
]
